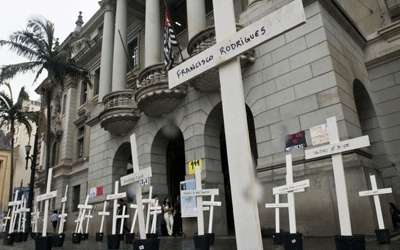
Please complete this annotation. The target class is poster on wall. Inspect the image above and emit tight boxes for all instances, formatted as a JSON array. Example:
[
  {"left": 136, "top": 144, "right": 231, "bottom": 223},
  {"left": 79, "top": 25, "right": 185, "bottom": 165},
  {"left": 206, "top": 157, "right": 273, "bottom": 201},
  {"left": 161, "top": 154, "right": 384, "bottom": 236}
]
[
  {"left": 180, "top": 179, "right": 197, "bottom": 218},
  {"left": 285, "top": 130, "right": 307, "bottom": 151}
]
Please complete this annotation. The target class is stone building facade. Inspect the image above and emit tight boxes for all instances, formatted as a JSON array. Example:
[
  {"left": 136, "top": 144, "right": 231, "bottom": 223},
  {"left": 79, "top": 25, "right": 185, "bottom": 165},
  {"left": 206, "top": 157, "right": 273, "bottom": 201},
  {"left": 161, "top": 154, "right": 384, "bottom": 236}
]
[{"left": 36, "top": 0, "right": 400, "bottom": 237}]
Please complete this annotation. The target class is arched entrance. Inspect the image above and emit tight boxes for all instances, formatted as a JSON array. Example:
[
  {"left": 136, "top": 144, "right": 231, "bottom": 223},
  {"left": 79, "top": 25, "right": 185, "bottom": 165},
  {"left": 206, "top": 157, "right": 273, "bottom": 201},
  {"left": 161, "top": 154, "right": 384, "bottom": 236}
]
[
  {"left": 151, "top": 124, "right": 186, "bottom": 200},
  {"left": 204, "top": 103, "right": 258, "bottom": 235},
  {"left": 112, "top": 142, "right": 133, "bottom": 192}
]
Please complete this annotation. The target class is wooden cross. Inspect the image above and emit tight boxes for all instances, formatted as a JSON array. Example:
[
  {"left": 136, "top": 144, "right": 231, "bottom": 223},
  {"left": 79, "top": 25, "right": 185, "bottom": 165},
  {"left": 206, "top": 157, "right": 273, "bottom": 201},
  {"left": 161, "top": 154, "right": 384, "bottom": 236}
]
[
  {"left": 119, "top": 134, "right": 152, "bottom": 239},
  {"left": 1, "top": 209, "right": 11, "bottom": 232},
  {"left": 203, "top": 194, "right": 222, "bottom": 234},
  {"left": 8, "top": 190, "right": 20, "bottom": 234},
  {"left": 84, "top": 208, "right": 94, "bottom": 234},
  {"left": 273, "top": 153, "right": 310, "bottom": 234},
  {"left": 117, "top": 205, "right": 129, "bottom": 235},
  {"left": 58, "top": 185, "right": 69, "bottom": 234},
  {"left": 181, "top": 165, "right": 219, "bottom": 236},
  {"left": 142, "top": 186, "right": 156, "bottom": 234},
  {"left": 359, "top": 175, "right": 392, "bottom": 230},
  {"left": 76, "top": 195, "right": 93, "bottom": 234},
  {"left": 106, "top": 181, "right": 126, "bottom": 235},
  {"left": 265, "top": 194, "right": 288, "bottom": 234},
  {"left": 16, "top": 195, "right": 29, "bottom": 233},
  {"left": 305, "top": 116, "right": 370, "bottom": 236},
  {"left": 36, "top": 168, "right": 57, "bottom": 237},
  {"left": 98, "top": 201, "right": 110, "bottom": 234},
  {"left": 129, "top": 203, "right": 142, "bottom": 234},
  {"left": 150, "top": 200, "right": 162, "bottom": 234},
  {"left": 31, "top": 207, "right": 40, "bottom": 233},
  {"left": 16, "top": 195, "right": 24, "bottom": 233},
  {"left": 168, "top": 2, "right": 306, "bottom": 247}
]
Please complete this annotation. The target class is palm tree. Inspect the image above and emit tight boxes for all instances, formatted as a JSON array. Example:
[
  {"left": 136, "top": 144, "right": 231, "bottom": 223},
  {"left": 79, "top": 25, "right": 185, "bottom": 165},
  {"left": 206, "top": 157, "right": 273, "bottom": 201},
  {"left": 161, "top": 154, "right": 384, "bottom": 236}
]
[
  {"left": 0, "top": 17, "right": 90, "bottom": 176},
  {"left": 0, "top": 84, "right": 38, "bottom": 200}
]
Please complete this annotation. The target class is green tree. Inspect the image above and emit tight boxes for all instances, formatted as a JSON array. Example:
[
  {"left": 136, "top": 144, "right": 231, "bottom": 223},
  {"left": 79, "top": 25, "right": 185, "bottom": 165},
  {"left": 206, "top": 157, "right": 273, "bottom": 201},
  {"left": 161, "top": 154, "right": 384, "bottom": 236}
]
[
  {"left": 0, "top": 84, "right": 38, "bottom": 200},
  {"left": 0, "top": 17, "right": 90, "bottom": 177}
]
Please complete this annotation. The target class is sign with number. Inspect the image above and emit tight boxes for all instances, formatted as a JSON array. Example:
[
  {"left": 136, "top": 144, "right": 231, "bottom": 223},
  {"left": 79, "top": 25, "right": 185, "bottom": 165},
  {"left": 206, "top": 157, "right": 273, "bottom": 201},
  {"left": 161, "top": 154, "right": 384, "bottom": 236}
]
[
  {"left": 139, "top": 178, "right": 150, "bottom": 187},
  {"left": 188, "top": 160, "right": 203, "bottom": 175}
]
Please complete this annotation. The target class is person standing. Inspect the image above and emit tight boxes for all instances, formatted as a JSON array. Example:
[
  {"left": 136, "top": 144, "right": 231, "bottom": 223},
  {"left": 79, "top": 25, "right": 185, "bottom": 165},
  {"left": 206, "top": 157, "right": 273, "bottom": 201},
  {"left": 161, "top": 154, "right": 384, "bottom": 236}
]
[
  {"left": 163, "top": 198, "right": 174, "bottom": 236},
  {"left": 50, "top": 210, "right": 59, "bottom": 233}
]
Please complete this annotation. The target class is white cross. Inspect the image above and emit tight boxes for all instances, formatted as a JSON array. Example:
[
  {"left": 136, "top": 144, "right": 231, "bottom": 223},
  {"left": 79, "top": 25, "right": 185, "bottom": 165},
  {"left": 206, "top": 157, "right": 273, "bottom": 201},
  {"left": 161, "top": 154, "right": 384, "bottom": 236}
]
[
  {"left": 142, "top": 186, "right": 155, "bottom": 234},
  {"left": 202, "top": 194, "right": 221, "bottom": 234},
  {"left": 31, "top": 207, "right": 40, "bottom": 233},
  {"left": 84, "top": 208, "right": 94, "bottom": 234},
  {"left": 272, "top": 153, "right": 310, "bottom": 234},
  {"left": 116, "top": 205, "right": 129, "bottom": 235},
  {"left": 181, "top": 165, "right": 219, "bottom": 236},
  {"left": 129, "top": 204, "right": 143, "bottom": 234},
  {"left": 36, "top": 168, "right": 58, "bottom": 237},
  {"left": 119, "top": 133, "right": 152, "bottom": 239},
  {"left": 16, "top": 195, "right": 30, "bottom": 233},
  {"left": 150, "top": 200, "right": 162, "bottom": 234},
  {"left": 168, "top": 1, "right": 306, "bottom": 249},
  {"left": 106, "top": 181, "right": 126, "bottom": 235},
  {"left": 98, "top": 201, "right": 110, "bottom": 234},
  {"left": 75, "top": 195, "right": 93, "bottom": 234},
  {"left": 58, "top": 185, "right": 69, "bottom": 234},
  {"left": 359, "top": 175, "right": 392, "bottom": 230},
  {"left": 305, "top": 116, "right": 370, "bottom": 236},
  {"left": 265, "top": 194, "right": 288, "bottom": 234},
  {"left": 1, "top": 210, "right": 11, "bottom": 232},
  {"left": 8, "top": 190, "right": 20, "bottom": 234}
]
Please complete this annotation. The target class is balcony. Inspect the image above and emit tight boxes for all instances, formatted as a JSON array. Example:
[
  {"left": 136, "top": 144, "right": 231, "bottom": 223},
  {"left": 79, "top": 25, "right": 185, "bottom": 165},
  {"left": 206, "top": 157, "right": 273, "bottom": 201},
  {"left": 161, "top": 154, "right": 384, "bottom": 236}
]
[
  {"left": 99, "top": 90, "right": 140, "bottom": 136},
  {"left": 187, "top": 25, "right": 256, "bottom": 92},
  {"left": 136, "top": 63, "right": 187, "bottom": 117}
]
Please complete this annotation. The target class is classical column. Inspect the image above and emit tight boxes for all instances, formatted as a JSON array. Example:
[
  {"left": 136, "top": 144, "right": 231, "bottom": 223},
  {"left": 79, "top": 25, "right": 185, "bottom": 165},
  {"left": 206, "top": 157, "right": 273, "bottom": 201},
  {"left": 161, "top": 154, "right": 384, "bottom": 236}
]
[
  {"left": 145, "top": 0, "right": 161, "bottom": 67},
  {"left": 111, "top": 0, "right": 128, "bottom": 91},
  {"left": 98, "top": 0, "right": 115, "bottom": 100},
  {"left": 186, "top": 0, "right": 207, "bottom": 40}
]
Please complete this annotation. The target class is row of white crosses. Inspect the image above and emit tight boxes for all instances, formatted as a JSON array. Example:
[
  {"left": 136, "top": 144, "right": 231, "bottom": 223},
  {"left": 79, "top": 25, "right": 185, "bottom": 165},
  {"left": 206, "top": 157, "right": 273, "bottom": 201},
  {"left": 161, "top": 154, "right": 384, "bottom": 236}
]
[
  {"left": 74, "top": 195, "right": 93, "bottom": 234},
  {"left": 181, "top": 161, "right": 221, "bottom": 236},
  {"left": 1, "top": 209, "right": 11, "bottom": 232},
  {"left": 7, "top": 190, "right": 21, "bottom": 235},
  {"left": 16, "top": 195, "right": 30, "bottom": 234}
]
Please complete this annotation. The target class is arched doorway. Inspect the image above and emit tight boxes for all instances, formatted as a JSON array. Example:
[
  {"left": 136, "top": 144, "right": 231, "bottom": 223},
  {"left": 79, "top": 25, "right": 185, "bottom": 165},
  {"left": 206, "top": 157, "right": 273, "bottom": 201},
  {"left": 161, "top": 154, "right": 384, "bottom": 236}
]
[
  {"left": 151, "top": 124, "right": 186, "bottom": 200},
  {"left": 205, "top": 103, "right": 258, "bottom": 235},
  {"left": 353, "top": 80, "right": 383, "bottom": 161},
  {"left": 112, "top": 142, "right": 133, "bottom": 191}
]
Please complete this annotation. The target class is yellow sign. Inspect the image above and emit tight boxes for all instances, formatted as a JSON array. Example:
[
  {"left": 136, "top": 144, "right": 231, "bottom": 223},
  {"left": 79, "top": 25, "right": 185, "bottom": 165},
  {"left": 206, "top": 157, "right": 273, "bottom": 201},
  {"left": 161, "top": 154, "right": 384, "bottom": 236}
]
[{"left": 187, "top": 160, "right": 203, "bottom": 175}]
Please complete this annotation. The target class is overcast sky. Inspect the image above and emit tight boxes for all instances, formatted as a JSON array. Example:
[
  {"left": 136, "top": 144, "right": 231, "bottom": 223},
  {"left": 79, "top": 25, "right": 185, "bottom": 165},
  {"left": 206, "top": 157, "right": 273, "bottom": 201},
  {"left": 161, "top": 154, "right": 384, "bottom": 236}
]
[{"left": 0, "top": 0, "right": 100, "bottom": 101}]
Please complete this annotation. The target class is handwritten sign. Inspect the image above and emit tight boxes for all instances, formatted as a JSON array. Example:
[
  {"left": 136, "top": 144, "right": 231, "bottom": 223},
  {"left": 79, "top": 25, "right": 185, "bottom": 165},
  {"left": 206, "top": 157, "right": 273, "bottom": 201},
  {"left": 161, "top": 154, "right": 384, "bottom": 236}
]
[
  {"left": 120, "top": 167, "right": 152, "bottom": 186},
  {"left": 168, "top": 0, "right": 306, "bottom": 88},
  {"left": 36, "top": 191, "right": 57, "bottom": 202}
]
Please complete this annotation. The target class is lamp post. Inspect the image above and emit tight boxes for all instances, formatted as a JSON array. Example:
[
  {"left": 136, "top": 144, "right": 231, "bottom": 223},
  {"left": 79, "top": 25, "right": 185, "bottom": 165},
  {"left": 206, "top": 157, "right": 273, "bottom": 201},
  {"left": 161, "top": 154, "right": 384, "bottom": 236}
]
[{"left": 26, "top": 132, "right": 38, "bottom": 233}]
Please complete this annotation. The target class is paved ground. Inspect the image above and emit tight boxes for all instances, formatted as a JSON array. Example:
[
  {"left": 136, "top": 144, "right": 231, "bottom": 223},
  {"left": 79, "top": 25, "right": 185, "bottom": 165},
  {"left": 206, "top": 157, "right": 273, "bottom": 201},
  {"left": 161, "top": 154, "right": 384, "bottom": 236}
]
[{"left": 0, "top": 236, "right": 399, "bottom": 250}]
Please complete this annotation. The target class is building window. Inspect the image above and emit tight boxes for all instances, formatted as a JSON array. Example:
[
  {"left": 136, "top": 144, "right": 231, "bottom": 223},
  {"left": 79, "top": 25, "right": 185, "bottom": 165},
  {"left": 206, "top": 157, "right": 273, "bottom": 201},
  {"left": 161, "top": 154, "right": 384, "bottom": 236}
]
[
  {"left": 170, "top": 1, "right": 187, "bottom": 35},
  {"left": 80, "top": 82, "right": 88, "bottom": 105},
  {"left": 62, "top": 94, "right": 67, "bottom": 114},
  {"left": 77, "top": 127, "right": 85, "bottom": 159},
  {"left": 72, "top": 185, "right": 80, "bottom": 212},
  {"left": 93, "top": 68, "right": 100, "bottom": 96},
  {"left": 128, "top": 38, "right": 139, "bottom": 70}
]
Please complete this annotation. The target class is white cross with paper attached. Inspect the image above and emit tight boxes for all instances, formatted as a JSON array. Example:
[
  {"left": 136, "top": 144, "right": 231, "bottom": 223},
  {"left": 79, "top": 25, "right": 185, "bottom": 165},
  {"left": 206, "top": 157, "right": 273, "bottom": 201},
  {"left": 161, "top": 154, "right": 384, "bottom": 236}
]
[
  {"left": 8, "top": 190, "right": 21, "bottom": 234},
  {"left": 265, "top": 194, "right": 288, "bottom": 234},
  {"left": 181, "top": 163, "right": 219, "bottom": 236},
  {"left": 117, "top": 205, "right": 129, "bottom": 235},
  {"left": 98, "top": 201, "right": 110, "bottom": 234},
  {"left": 31, "top": 207, "right": 40, "bottom": 233},
  {"left": 202, "top": 194, "right": 221, "bottom": 234},
  {"left": 58, "top": 185, "right": 69, "bottom": 234},
  {"left": 150, "top": 200, "right": 162, "bottom": 234},
  {"left": 75, "top": 195, "right": 93, "bottom": 234},
  {"left": 106, "top": 181, "right": 126, "bottom": 235},
  {"left": 359, "top": 175, "right": 392, "bottom": 230},
  {"left": 305, "top": 116, "right": 370, "bottom": 236},
  {"left": 273, "top": 154, "right": 310, "bottom": 234},
  {"left": 119, "top": 133, "right": 152, "bottom": 240},
  {"left": 36, "top": 168, "right": 58, "bottom": 237}
]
